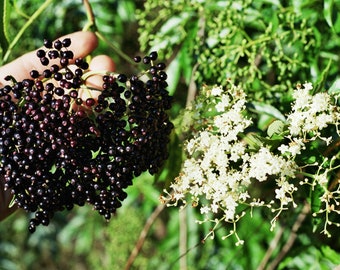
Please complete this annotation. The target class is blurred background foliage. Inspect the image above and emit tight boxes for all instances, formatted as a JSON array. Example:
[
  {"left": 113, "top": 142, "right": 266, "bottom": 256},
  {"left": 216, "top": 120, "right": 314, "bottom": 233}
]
[{"left": 0, "top": 0, "right": 340, "bottom": 269}]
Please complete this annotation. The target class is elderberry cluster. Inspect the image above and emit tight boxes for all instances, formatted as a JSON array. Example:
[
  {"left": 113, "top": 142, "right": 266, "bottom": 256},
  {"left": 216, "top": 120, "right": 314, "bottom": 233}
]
[{"left": 0, "top": 38, "right": 173, "bottom": 232}]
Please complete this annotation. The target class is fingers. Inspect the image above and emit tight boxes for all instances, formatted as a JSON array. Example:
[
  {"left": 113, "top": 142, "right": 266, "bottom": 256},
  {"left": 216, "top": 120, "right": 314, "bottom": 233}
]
[
  {"left": 87, "top": 55, "right": 116, "bottom": 88},
  {"left": 76, "top": 55, "right": 116, "bottom": 103},
  {"left": 0, "top": 31, "right": 98, "bottom": 86}
]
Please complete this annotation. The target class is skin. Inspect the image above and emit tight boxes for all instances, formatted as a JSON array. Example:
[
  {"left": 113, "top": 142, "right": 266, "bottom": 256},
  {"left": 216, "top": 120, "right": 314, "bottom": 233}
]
[{"left": 0, "top": 31, "right": 115, "bottom": 221}]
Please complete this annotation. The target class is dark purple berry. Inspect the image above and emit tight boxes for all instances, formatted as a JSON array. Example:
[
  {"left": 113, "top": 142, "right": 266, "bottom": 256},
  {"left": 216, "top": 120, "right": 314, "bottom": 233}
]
[
  {"left": 60, "top": 58, "right": 69, "bottom": 67},
  {"left": 143, "top": 56, "right": 150, "bottom": 64},
  {"left": 74, "top": 68, "right": 83, "bottom": 77},
  {"left": 159, "top": 71, "right": 167, "bottom": 81},
  {"left": 149, "top": 51, "right": 158, "bottom": 60},
  {"left": 40, "top": 57, "right": 49, "bottom": 66},
  {"left": 53, "top": 40, "right": 62, "bottom": 50},
  {"left": 69, "top": 90, "right": 78, "bottom": 98},
  {"left": 48, "top": 50, "right": 59, "bottom": 59},
  {"left": 62, "top": 38, "right": 71, "bottom": 47},
  {"left": 53, "top": 72, "right": 63, "bottom": 81},
  {"left": 85, "top": 98, "right": 95, "bottom": 107},
  {"left": 43, "top": 69, "right": 52, "bottom": 78},
  {"left": 43, "top": 39, "right": 53, "bottom": 48},
  {"left": 30, "top": 70, "right": 39, "bottom": 79},
  {"left": 36, "top": 49, "right": 46, "bottom": 58},
  {"left": 50, "top": 64, "right": 59, "bottom": 73},
  {"left": 118, "top": 74, "right": 127, "bottom": 83},
  {"left": 133, "top": 56, "right": 141, "bottom": 62},
  {"left": 156, "top": 62, "right": 166, "bottom": 70},
  {"left": 54, "top": 87, "right": 64, "bottom": 96}
]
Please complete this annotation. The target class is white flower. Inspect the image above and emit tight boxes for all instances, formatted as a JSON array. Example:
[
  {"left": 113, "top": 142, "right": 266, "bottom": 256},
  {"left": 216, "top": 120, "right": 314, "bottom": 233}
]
[
  {"left": 216, "top": 94, "right": 230, "bottom": 112},
  {"left": 211, "top": 86, "right": 223, "bottom": 96},
  {"left": 200, "top": 205, "right": 210, "bottom": 214},
  {"left": 278, "top": 137, "right": 305, "bottom": 157},
  {"left": 303, "top": 82, "right": 313, "bottom": 91},
  {"left": 287, "top": 82, "right": 337, "bottom": 138}
]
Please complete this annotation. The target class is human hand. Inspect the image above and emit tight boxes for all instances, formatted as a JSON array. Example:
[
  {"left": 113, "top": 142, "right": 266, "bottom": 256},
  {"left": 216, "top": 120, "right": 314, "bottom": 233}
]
[{"left": 0, "top": 31, "right": 115, "bottom": 221}]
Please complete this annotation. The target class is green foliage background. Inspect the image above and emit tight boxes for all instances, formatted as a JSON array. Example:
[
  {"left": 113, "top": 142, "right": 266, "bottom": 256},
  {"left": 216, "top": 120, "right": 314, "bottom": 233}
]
[{"left": 0, "top": 0, "right": 340, "bottom": 269}]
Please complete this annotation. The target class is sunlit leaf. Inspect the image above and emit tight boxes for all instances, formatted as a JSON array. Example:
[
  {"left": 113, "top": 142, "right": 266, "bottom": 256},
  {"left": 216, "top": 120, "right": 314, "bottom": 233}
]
[
  {"left": 324, "top": 0, "right": 335, "bottom": 29},
  {"left": 250, "top": 102, "right": 286, "bottom": 122},
  {"left": 267, "top": 120, "right": 285, "bottom": 137}
]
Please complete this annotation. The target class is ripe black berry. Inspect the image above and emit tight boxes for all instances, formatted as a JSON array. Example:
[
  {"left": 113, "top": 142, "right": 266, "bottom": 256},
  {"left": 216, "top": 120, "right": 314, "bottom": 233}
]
[
  {"left": 43, "top": 39, "right": 53, "bottom": 49},
  {"left": 149, "top": 51, "right": 158, "bottom": 60},
  {"left": 117, "top": 74, "right": 127, "bottom": 83},
  {"left": 156, "top": 62, "right": 166, "bottom": 70},
  {"left": 143, "top": 56, "right": 150, "bottom": 64},
  {"left": 133, "top": 56, "right": 141, "bottom": 63},
  {"left": 62, "top": 38, "right": 71, "bottom": 47},
  {"left": 85, "top": 98, "right": 95, "bottom": 107},
  {"left": 30, "top": 70, "right": 39, "bottom": 79},
  {"left": 0, "top": 38, "right": 173, "bottom": 233},
  {"left": 48, "top": 50, "right": 59, "bottom": 59},
  {"left": 53, "top": 40, "right": 62, "bottom": 50},
  {"left": 36, "top": 49, "right": 46, "bottom": 58},
  {"left": 40, "top": 57, "right": 49, "bottom": 66}
]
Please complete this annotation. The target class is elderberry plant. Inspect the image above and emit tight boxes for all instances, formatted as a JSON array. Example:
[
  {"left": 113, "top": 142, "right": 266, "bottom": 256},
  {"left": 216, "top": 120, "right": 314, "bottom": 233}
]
[
  {"left": 137, "top": 0, "right": 340, "bottom": 109},
  {"left": 162, "top": 81, "right": 340, "bottom": 245},
  {"left": 0, "top": 38, "right": 173, "bottom": 232}
]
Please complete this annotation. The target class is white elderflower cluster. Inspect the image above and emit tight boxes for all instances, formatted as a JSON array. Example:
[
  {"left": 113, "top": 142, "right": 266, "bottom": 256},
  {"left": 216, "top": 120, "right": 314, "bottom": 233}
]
[
  {"left": 162, "top": 81, "right": 340, "bottom": 244},
  {"left": 286, "top": 82, "right": 339, "bottom": 142},
  {"left": 163, "top": 84, "right": 299, "bottom": 243}
]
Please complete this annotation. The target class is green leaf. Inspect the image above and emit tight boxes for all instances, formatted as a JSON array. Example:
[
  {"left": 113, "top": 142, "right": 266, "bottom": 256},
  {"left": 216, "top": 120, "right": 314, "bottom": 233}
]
[
  {"left": 155, "top": 131, "right": 183, "bottom": 188},
  {"left": 8, "top": 194, "right": 16, "bottom": 208},
  {"left": 0, "top": 0, "right": 10, "bottom": 53},
  {"left": 250, "top": 101, "right": 286, "bottom": 121},
  {"left": 314, "top": 58, "right": 332, "bottom": 94},
  {"left": 242, "top": 133, "right": 264, "bottom": 150},
  {"left": 310, "top": 183, "right": 324, "bottom": 233},
  {"left": 328, "top": 77, "right": 340, "bottom": 94},
  {"left": 49, "top": 164, "right": 57, "bottom": 174},
  {"left": 321, "top": 245, "right": 340, "bottom": 264},
  {"left": 166, "top": 54, "right": 181, "bottom": 96},
  {"left": 267, "top": 120, "right": 285, "bottom": 137},
  {"left": 324, "top": 0, "right": 335, "bottom": 29}
]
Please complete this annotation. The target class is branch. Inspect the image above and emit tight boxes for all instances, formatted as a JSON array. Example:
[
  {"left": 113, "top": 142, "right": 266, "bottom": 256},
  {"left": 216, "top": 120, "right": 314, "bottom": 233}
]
[
  {"left": 257, "top": 225, "right": 285, "bottom": 270},
  {"left": 267, "top": 202, "right": 310, "bottom": 270},
  {"left": 124, "top": 203, "right": 166, "bottom": 270}
]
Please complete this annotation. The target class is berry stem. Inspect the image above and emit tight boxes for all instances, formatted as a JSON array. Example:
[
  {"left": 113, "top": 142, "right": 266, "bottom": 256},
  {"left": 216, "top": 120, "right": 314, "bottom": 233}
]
[
  {"left": 82, "top": 0, "right": 96, "bottom": 32},
  {"left": 82, "top": 0, "right": 135, "bottom": 66},
  {"left": 94, "top": 31, "right": 136, "bottom": 66},
  {"left": 81, "top": 70, "right": 115, "bottom": 81}
]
